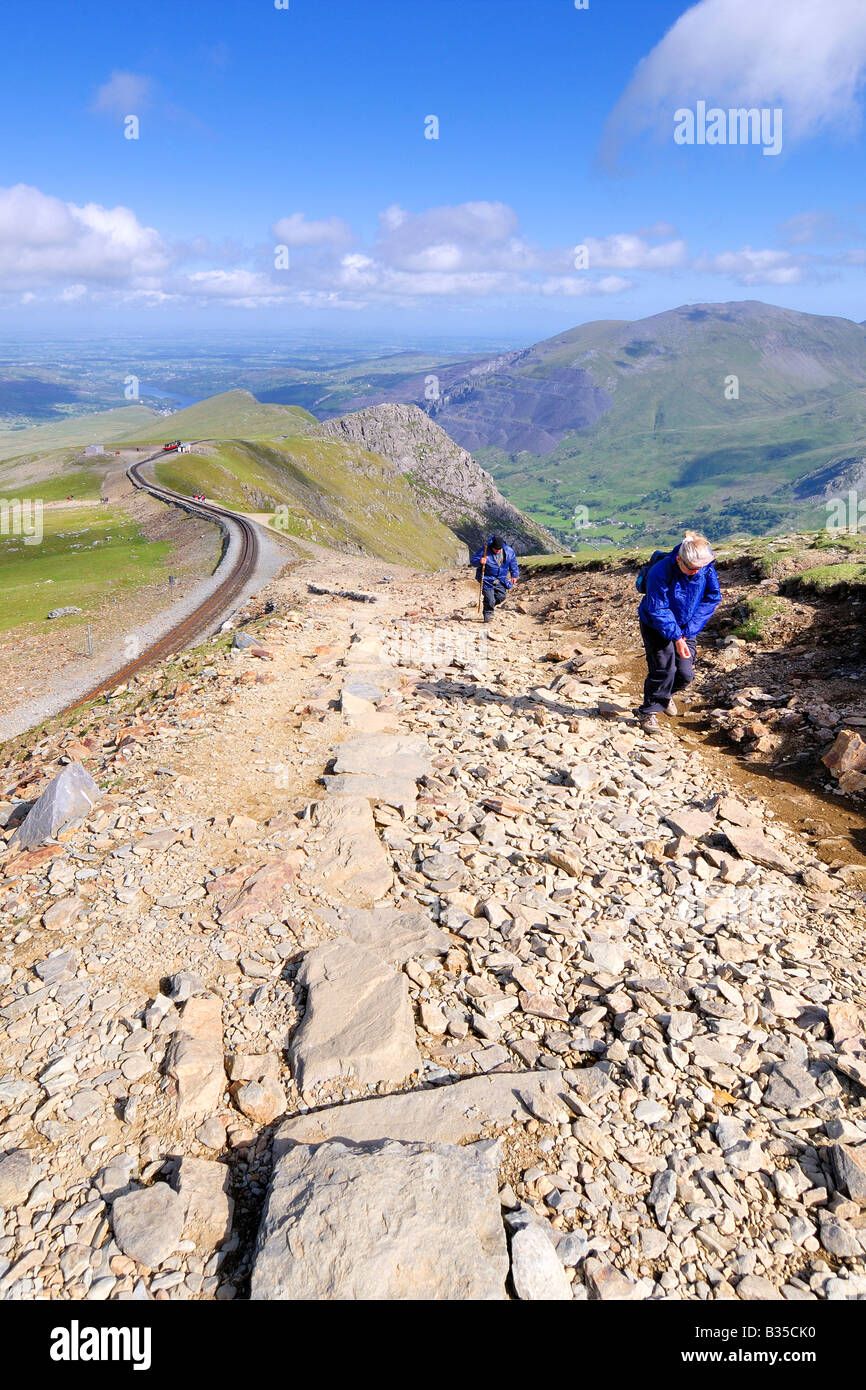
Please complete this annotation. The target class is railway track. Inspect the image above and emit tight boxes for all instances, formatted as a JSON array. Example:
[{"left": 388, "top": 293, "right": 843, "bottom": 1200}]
[{"left": 64, "top": 451, "right": 260, "bottom": 713}]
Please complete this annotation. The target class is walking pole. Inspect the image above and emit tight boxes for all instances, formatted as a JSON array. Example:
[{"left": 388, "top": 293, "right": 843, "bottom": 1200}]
[{"left": 476, "top": 544, "right": 487, "bottom": 618}]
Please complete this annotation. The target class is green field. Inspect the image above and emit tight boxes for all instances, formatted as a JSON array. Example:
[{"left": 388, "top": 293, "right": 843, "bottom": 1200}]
[
  {"left": 0, "top": 466, "right": 102, "bottom": 503},
  {"left": 0, "top": 505, "right": 171, "bottom": 631}
]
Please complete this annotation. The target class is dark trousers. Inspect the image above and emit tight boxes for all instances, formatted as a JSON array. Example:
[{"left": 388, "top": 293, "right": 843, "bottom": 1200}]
[
  {"left": 482, "top": 580, "right": 509, "bottom": 620},
  {"left": 639, "top": 620, "right": 695, "bottom": 713}
]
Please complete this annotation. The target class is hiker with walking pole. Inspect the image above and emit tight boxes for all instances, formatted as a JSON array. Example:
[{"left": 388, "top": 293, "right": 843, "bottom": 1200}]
[
  {"left": 635, "top": 531, "right": 721, "bottom": 733},
  {"left": 470, "top": 535, "right": 519, "bottom": 624}
]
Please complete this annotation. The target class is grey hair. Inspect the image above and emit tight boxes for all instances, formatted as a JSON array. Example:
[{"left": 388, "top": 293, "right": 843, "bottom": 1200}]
[{"left": 680, "top": 531, "right": 714, "bottom": 569}]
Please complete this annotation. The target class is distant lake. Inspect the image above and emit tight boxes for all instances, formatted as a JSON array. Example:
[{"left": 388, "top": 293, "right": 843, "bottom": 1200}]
[{"left": 137, "top": 383, "right": 201, "bottom": 409}]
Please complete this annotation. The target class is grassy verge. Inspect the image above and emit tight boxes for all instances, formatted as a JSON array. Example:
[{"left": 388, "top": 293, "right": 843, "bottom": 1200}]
[
  {"left": 730, "top": 595, "right": 785, "bottom": 641},
  {"left": 807, "top": 531, "right": 866, "bottom": 554},
  {"left": 786, "top": 562, "right": 866, "bottom": 596},
  {"left": 521, "top": 546, "right": 655, "bottom": 574}
]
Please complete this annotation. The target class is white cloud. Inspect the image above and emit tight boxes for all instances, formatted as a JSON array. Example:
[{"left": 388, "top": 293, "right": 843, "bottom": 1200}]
[
  {"left": 13, "top": 185, "right": 833, "bottom": 312},
  {"left": 695, "top": 246, "right": 807, "bottom": 285},
  {"left": 540, "top": 275, "right": 634, "bottom": 297},
  {"left": 583, "top": 233, "right": 688, "bottom": 270},
  {"left": 0, "top": 185, "right": 168, "bottom": 286},
  {"left": 91, "top": 71, "right": 152, "bottom": 118},
  {"left": 271, "top": 213, "right": 353, "bottom": 247},
  {"left": 374, "top": 202, "right": 530, "bottom": 274},
  {"left": 604, "top": 0, "right": 866, "bottom": 161},
  {"left": 185, "top": 270, "right": 282, "bottom": 300}
]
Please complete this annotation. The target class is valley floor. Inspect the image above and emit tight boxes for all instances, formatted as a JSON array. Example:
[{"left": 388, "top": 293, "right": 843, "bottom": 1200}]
[{"left": 0, "top": 551, "right": 865, "bottom": 1302}]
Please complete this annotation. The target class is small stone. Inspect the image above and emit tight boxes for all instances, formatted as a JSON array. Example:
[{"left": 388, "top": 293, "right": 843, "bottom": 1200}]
[
  {"left": 195, "top": 1117, "right": 227, "bottom": 1151},
  {"left": 818, "top": 1214, "right": 862, "bottom": 1259},
  {"left": 41, "top": 897, "right": 85, "bottom": 931},
  {"left": 420, "top": 1001, "right": 448, "bottom": 1035},
  {"left": 664, "top": 809, "right": 714, "bottom": 841},
  {"left": 230, "top": 1078, "right": 285, "bottom": 1126},
  {"left": 723, "top": 824, "right": 793, "bottom": 874},
  {"left": 34, "top": 949, "right": 78, "bottom": 984},
  {"left": 0, "top": 1149, "right": 35, "bottom": 1207},
  {"left": 509, "top": 1223, "right": 572, "bottom": 1300},
  {"left": 763, "top": 1061, "right": 822, "bottom": 1115},
  {"left": 585, "top": 1258, "right": 640, "bottom": 1300},
  {"left": 518, "top": 990, "right": 568, "bottom": 1023},
  {"left": 165, "top": 994, "right": 225, "bottom": 1122},
  {"left": 585, "top": 936, "right": 625, "bottom": 976},
  {"left": 168, "top": 972, "right": 207, "bottom": 1003},
  {"left": 172, "top": 1157, "right": 233, "bottom": 1254},
  {"left": 831, "top": 1144, "right": 866, "bottom": 1208},
  {"left": 667, "top": 1011, "right": 695, "bottom": 1041},
  {"left": 121, "top": 1055, "right": 151, "bottom": 1082},
  {"left": 633, "top": 1100, "right": 666, "bottom": 1125},
  {"left": 556, "top": 1231, "right": 589, "bottom": 1267},
  {"left": 649, "top": 1168, "right": 676, "bottom": 1227},
  {"left": 95, "top": 1154, "right": 136, "bottom": 1201},
  {"left": 111, "top": 1184, "right": 185, "bottom": 1270},
  {"left": 11, "top": 764, "right": 99, "bottom": 850},
  {"left": 736, "top": 1274, "right": 781, "bottom": 1301}
]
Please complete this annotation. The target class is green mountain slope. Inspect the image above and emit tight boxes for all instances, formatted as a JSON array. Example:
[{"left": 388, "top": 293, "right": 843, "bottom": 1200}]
[
  {"left": 354, "top": 302, "right": 866, "bottom": 545},
  {"left": 0, "top": 405, "right": 160, "bottom": 462},
  {"left": 154, "top": 436, "right": 467, "bottom": 569},
  {"left": 124, "top": 389, "right": 316, "bottom": 442}
]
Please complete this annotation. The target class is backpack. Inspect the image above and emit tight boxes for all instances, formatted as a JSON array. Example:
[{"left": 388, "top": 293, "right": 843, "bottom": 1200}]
[{"left": 635, "top": 549, "right": 667, "bottom": 594}]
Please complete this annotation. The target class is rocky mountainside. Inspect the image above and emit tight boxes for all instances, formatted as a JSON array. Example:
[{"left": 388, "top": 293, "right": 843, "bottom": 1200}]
[
  {"left": 0, "top": 545, "right": 865, "bottom": 1303},
  {"left": 319, "top": 402, "right": 557, "bottom": 554}
]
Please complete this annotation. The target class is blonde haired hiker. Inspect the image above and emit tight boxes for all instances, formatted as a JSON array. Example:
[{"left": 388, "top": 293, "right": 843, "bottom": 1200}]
[{"left": 635, "top": 531, "right": 721, "bottom": 733}]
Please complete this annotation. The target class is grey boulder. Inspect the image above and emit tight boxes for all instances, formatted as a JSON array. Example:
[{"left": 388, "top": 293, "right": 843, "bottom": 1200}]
[
  {"left": 11, "top": 762, "right": 99, "bottom": 850},
  {"left": 251, "top": 1137, "right": 508, "bottom": 1300}
]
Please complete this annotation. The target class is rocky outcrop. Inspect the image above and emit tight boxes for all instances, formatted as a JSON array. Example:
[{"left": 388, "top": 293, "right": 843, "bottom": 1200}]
[{"left": 320, "top": 403, "right": 557, "bottom": 555}]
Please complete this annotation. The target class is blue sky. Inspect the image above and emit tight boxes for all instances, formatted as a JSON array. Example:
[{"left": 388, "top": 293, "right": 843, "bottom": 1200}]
[{"left": 2, "top": 0, "right": 865, "bottom": 342}]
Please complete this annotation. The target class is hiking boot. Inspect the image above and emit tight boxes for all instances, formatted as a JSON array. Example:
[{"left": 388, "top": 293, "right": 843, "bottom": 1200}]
[
  {"left": 638, "top": 711, "right": 660, "bottom": 733},
  {"left": 665, "top": 699, "right": 678, "bottom": 716}
]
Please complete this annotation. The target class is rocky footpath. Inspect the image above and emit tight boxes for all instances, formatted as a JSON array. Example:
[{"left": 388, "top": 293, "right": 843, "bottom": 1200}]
[{"left": 0, "top": 553, "right": 865, "bottom": 1301}]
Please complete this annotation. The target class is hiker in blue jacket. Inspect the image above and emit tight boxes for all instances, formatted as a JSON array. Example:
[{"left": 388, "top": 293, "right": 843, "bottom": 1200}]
[
  {"left": 636, "top": 531, "right": 721, "bottom": 732},
  {"left": 470, "top": 535, "right": 519, "bottom": 623}
]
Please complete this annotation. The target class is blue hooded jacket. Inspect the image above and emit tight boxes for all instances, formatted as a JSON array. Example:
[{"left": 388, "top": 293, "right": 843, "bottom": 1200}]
[
  {"left": 470, "top": 539, "right": 519, "bottom": 590},
  {"left": 638, "top": 544, "right": 722, "bottom": 642}
]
